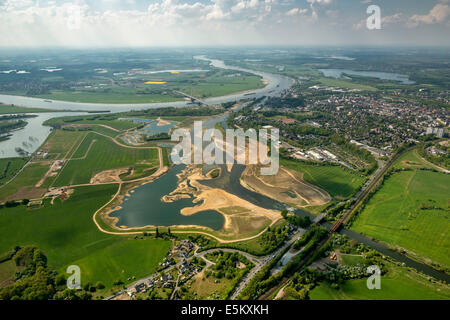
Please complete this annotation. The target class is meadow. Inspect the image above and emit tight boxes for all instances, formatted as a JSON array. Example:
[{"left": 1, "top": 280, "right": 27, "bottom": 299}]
[
  {"left": 44, "top": 116, "right": 137, "bottom": 131},
  {"left": 32, "top": 69, "right": 264, "bottom": 103},
  {"left": 0, "top": 162, "right": 49, "bottom": 201},
  {"left": 0, "top": 184, "right": 171, "bottom": 292},
  {"left": 352, "top": 170, "right": 450, "bottom": 267},
  {"left": 0, "top": 185, "right": 120, "bottom": 267},
  {"left": 280, "top": 159, "right": 366, "bottom": 199},
  {"left": 69, "top": 238, "right": 171, "bottom": 290},
  {"left": 310, "top": 263, "right": 450, "bottom": 300},
  {"left": 0, "top": 157, "right": 28, "bottom": 186},
  {"left": 53, "top": 133, "right": 158, "bottom": 186}
]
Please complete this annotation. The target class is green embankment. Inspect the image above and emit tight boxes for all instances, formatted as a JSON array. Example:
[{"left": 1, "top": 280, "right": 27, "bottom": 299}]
[{"left": 280, "top": 159, "right": 366, "bottom": 199}]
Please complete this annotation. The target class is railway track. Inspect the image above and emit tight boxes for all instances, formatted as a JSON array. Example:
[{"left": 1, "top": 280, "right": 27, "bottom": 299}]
[{"left": 329, "top": 147, "right": 412, "bottom": 233}]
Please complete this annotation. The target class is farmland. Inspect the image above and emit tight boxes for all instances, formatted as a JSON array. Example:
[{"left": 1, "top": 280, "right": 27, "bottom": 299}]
[
  {"left": 352, "top": 169, "right": 450, "bottom": 267},
  {"left": 0, "top": 184, "right": 171, "bottom": 293},
  {"left": 0, "top": 185, "right": 120, "bottom": 267},
  {"left": 280, "top": 159, "right": 366, "bottom": 199},
  {"left": 0, "top": 162, "right": 49, "bottom": 201},
  {"left": 0, "top": 157, "right": 28, "bottom": 186},
  {"left": 68, "top": 238, "right": 171, "bottom": 291},
  {"left": 53, "top": 132, "right": 159, "bottom": 187},
  {"left": 310, "top": 262, "right": 450, "bottom": 300}
]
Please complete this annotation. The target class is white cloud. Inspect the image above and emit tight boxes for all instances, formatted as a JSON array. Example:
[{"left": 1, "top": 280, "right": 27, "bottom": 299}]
[
  {"left": 286, "top": 8, "right": 308, "bottom": 16},
  {"left": 306, "top": 0, "right": 333, "bottom": 5},
  {"left": 410, "top": 3, "right": 450, "bottom": 26}
]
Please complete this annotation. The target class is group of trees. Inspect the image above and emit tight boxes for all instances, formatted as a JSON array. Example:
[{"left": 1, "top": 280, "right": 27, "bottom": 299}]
[
  {"left": 281, "top": 210, "right": 311, "bottom": 228},
  {"left": 0, "top": 246, "right": 94, "bottom": 300}
]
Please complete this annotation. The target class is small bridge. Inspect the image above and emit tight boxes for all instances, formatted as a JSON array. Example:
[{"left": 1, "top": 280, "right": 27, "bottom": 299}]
[{"left": 174, "top": 91, "right": 208, "bottom": 106}]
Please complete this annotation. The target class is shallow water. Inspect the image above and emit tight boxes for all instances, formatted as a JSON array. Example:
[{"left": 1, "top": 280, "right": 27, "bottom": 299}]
[
  {"left": 319, "top": 68, "right": 415, "bottom": 85},
  {"left": 110, "top": 165, "right": 225, "bottom": 230}
]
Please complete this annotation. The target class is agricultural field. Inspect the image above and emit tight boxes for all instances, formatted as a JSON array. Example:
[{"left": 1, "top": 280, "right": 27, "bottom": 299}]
[
  {"left": 53, "top": 132, "right": 159, "bottom": 186},
  {"left": 40, "top": 129, "right": 86, "bottom": 159},
  {"left": 68, "top": 238, "right": 171, "bottom": 292},
  {"left": 0, "top": 161, "right": 50, "bottom": 201},
  {"left": 0, "top": 184, "right": 172, "bottom": 294},
  {"left": 44, "top": 115, "right": 137, "bottom": 131},
  {"left": 280, "top": 159, "right": 366, "bottom": 200},
  {"left": 0, "top": 157, "right": 28, "bottom": 186},
  {"left": 0, "top": 185, "right": 120, "bottom": 267},
  {"left": 0, "top": 50, "right": 265, "bottom": 104},
  {"left": 352, "top": 170, "right": 450, "bottom": 267},
  {"left": 34, "top": 69, "right": 264, "bottom": 103},
  {"left": 310, "top": 263, "right": 450, "bottom": 300}
]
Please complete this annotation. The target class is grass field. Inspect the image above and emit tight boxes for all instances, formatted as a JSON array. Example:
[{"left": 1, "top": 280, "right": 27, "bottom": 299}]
[
  {"left": 393, "top": 149, "right": 435, "bottom": 170},
  {"left": 0, "top": 157, "right": 29, "bottom": 186},
  {"left": 53, "top": 133, "right": 158, "bottom": 186},
  {"left": 352, "top": 170, "right": 450, "bottom": 267},
  {"left": 68, "top": 238, "right": 171, "bottom": 289},
  {"left": 33, "top": 70, "right": 264, "bottom": 104},
  {"left": 188, "top": 272, "right": 234, "bottom": 300},
  {"left": 0, "top": 184, "right": 171, "bottom": 293},
  {"left": 280, "top": 159, "right": 366, "bottom": 199},
  {"left": 0, "top": 260, "right": 16, "bottom": 287},
  {"left": 340, "top": 254, "right": 365, "bottom": 266},
  {"left": 0, "top": 104, "right": 58, "bottom": 114},
  {"left": 44, "top": 116, "right": 137, "bottom": 131},
  {"left": 41, "top": 130, "right": 86, "bottom": 158},
  {"left": 310, "top": 263, "right": 450, "bottom": 300},
  {"left": 0, "top": 185, "right": 121, "bottom": 267},
  {"left": 0, "top": 162, "right": 50, "bottom": 201}
]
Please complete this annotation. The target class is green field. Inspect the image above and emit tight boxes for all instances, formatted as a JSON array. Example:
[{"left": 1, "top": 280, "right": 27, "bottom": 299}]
[
  {"left": 44, "top": 116, "right": 137, "bottom": 131},
  {"left": 393, "top": 149, "right": 434, "bottom": 170},
  {"left": 0, "top": 162, "right": 49, "bottom": 201},
  {"left": 53, "top": 133, "right": 158, "bottom": 186},
  {"left": 0, "top": 157, "right": 29, "bottom": 186},
  {"left": 0, "top": 185, "right": 120, "bottom": 267},
  {"left": 310, "top": 265, "right": 450, "bottom": 300},
  {"left": 41, "top": 130, "right": 86, "bottom": 158},
  {"left": 69, "top": 238, "right": 171, "bottom": 289},
  {"left": 352, "top": 170, "right": 450, "bottom": 267},
  {"left": 0, "top": 184, "right": 171, "bottom": 292},
  {"left": 280, "top": 159, "right": 366, "bottom": 199},
  {"left": 0, "top": 260, "right": 16, "bottom": 286},
  {"left": 0, "top": 104, "right": 59, "bottom": 114},
  {"left": 340, "top": 254, "right": 365, "bottom": 266},
  {"left": 34, "top": 70, "right": 264, "bottom": 104}
]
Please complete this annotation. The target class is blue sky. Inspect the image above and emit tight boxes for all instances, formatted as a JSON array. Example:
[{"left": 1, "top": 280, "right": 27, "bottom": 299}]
[{"left": 0, "top": 0, "right": 449, "bottom": 47}]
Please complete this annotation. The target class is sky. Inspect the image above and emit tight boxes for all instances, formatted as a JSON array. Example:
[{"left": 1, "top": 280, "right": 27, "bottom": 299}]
[{"left": 0, "top": 0, "right": 449, "bottom": 47}]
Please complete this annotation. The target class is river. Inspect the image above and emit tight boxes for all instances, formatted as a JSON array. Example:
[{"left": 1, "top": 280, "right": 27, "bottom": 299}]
[{"left": 0, "top": 56, "right": 293, "bottom": 159}]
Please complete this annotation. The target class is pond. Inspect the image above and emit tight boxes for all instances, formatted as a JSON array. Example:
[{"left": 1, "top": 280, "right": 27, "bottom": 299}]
[{"left": 110, "top": 165, "right": 225, "bottom": 231}]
